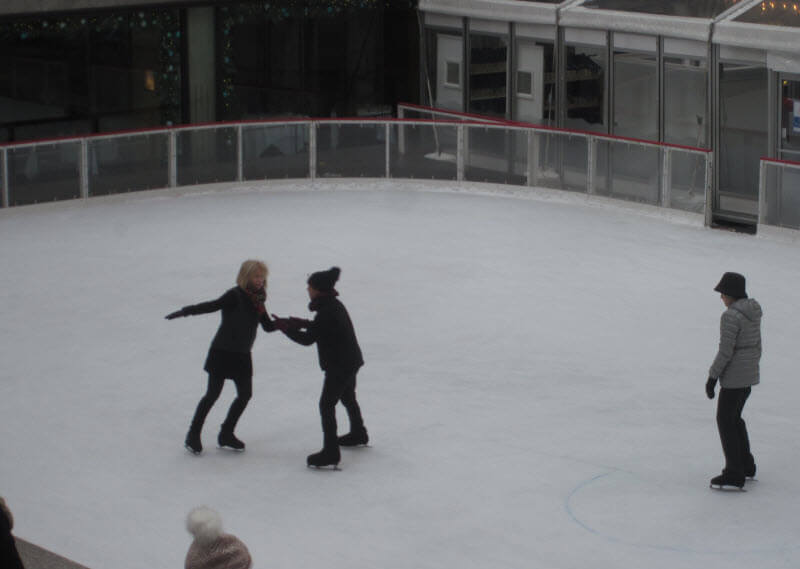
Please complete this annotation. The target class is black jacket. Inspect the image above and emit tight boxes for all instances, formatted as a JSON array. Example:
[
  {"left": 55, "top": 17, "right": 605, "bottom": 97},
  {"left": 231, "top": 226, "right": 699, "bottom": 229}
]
[
  {"left": 183, "top": 287, "right": 276, "bottom": 353},
  {"left": 285, "top": 295, "right": 364, "bottom": 373}
]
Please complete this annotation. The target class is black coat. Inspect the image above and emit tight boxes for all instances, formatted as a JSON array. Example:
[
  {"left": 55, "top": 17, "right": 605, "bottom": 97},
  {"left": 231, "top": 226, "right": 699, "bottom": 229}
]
[
  {"left": 183, "top": 287, "right": 276, "bottom": 379},
  {"left": 183, "top": 287, "right": 276, "bottom": 354},
  {"left": 285, "top": 295, "right": 364, "bottom": 373}
]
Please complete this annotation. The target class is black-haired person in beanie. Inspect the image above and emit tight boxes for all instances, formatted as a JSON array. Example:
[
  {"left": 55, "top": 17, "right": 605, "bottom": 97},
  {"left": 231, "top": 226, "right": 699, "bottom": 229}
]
[
  {"left": 274, "top": 267, "right": 368, "bottom": 468},
  {"left": 185, "top": 506, "right": 252, "bottom": 569},
  {"left": 706, "top": 272, "right": 762, "bottom": 490},
  {"left": 166, "top": 260, "right": 279, "bottom": 454},
  {"left": 0, "top": 497, "right": 25, "bottom": 569}
]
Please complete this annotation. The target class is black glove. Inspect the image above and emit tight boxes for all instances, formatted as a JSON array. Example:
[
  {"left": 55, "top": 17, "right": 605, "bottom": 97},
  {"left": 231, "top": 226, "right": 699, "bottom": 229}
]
[
  {"left": 165, "top": 309, "right": 187, "bottom": 320},
  {"left": 288, "top": 316, "right": 312, "bottom": 328},
  {"left": 271, "top": 316, "right": 290, "bottom": 332},
  {"left": 706, "top": 377, "right": 717, "bottom": 399}
]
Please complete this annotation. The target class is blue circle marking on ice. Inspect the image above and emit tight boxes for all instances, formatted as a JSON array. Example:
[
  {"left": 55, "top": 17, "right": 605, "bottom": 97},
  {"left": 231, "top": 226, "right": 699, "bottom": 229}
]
[{"left": 565, "top": 470, "right": 800, "bottom": 555}]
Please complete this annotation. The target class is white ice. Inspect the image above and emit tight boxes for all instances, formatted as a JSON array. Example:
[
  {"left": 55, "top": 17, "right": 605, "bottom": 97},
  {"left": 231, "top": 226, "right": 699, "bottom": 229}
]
[{"left": 1, "top": 179, "right": 799, "bottom": 569}]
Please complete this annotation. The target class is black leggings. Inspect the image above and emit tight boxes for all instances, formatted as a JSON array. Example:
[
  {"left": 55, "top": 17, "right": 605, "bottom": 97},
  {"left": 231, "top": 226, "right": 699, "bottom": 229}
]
[
  {"left": 716, "top": 386, "right": 754, "bottom": 477},
  {"left": 190, "top": 374, "right": 252, "bottom": 433},
  {"left": 319, "top": 369, "right": 364, "bottom": 445}
]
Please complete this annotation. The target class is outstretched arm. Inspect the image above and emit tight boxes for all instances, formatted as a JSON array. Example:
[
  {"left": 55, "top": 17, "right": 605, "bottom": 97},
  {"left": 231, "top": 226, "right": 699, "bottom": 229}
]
[{"left": 165, "top": 290, "right": 236, "bottom": 319}]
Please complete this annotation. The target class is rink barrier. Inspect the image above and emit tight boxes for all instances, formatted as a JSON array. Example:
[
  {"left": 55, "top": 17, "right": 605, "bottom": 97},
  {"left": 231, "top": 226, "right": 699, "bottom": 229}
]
[
  {"left": 758, "top": 157, "right": 800, "bottom": 231},
  {"left": 0, "top": 113, "right": 711, "bottom": 222}
]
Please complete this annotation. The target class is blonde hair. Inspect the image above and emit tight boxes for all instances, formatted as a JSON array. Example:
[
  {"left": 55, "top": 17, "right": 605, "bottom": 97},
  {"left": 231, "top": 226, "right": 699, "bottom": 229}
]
[{"left": 236, "top": 260, "right": 268, "bottom": 289}]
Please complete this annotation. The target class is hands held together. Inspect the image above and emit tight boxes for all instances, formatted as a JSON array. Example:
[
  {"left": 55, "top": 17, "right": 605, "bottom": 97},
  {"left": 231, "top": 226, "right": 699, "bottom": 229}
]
[{"left": 271, "top": 314, "right": 311, "bottom": 332}]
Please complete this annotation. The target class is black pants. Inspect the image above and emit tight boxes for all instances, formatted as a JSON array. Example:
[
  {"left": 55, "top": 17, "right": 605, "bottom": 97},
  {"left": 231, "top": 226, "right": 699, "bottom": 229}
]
[
  {"left": 716, "top": 386, "right": 754, "bottom": 478},
  {"left": 319, "top": 369, "right": 365, "bottom": 447},
  {"left": 190, "top": 374, "right": 252, "bottom": 433}
]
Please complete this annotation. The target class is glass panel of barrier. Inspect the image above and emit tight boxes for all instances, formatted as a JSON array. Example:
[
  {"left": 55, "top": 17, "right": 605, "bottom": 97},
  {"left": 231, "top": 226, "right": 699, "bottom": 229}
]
[
  {"left": 560, "top": 134, "right": 589, "bottom": 193},
  {"left": 761, "top": 163, "right": 800, "bottom": 229},
  {"left": 7, "top": 142, "right": 81, "bottom": 205},
  {"left": 316, "top": 122, "right": 385, "bottom": 178},
  {"left": 464, "top": 125, "right": 526, "bottom": 186},
  {"left": 777, "top": 167, "right": 800, "bottom": 229},
  {"left": 1, "top": 149, "right": 6, "bottom": 207},
  {"left": 242, "top": 123, "right": 309, "bottom": 180},
  {"left": 177, "top": 127, "right": 237, "bottom": 186},
  {"left": 598, "top": 140, "right": 660, "bottom": 204},
  {"left": 669, "top": 151, "right": 707, "bottom": 213},
  {"left": 88, "top": 133, "right": 169, "bottom": 196},
  {"left": 389, "top": 123, "right": 458, "bottom": 180},
  {"left": 529, "top": 131, "right": 587, "bottom": 192}
]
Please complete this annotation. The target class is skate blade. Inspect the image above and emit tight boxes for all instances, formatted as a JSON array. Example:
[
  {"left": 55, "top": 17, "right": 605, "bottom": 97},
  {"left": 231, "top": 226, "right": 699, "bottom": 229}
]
[
  {"left": 217, "top": 445, "right": 245, "bottom": 452},
  {"left": 710, "top": 484, "right": 746, "bottom": 492},
  {"left": 184, "top": 445, "right": 202, "bottom": 456},
  {"left": 307, "top": 464, "right": 341, "bottom": 471}
]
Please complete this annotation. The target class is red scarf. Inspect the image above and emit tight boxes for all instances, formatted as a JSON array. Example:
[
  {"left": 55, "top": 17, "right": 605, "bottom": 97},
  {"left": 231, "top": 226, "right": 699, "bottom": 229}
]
[{"left": 244, "top": 285, "right": 267, "bottom": 315}]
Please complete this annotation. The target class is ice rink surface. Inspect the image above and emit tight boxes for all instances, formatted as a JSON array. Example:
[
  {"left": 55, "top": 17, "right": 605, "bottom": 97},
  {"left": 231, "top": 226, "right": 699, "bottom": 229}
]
[{"left": 1, "top": 179, "right": 799, "bottom": 569}]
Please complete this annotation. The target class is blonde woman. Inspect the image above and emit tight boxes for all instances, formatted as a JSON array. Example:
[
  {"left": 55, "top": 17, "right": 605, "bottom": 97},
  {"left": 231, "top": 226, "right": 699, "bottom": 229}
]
[{"left": 166, "top": 260, "right": 279, "bottom": 454}]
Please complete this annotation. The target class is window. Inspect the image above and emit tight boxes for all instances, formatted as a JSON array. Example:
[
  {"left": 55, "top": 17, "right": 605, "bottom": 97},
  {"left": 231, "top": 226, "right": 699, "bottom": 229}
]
[
  {"left": 517, "top": 71, "right": 533, "bottom": 96},
  {"left": 445, "top": 61, "right": 461, "bottom": 87}
]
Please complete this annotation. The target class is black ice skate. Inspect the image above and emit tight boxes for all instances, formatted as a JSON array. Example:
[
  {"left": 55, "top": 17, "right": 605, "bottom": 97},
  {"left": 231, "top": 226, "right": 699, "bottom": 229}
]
[
  {"left": 307, "top": 447, "right": 341, "bottom": 469},
  {"left": 745, "top": 464, "right": 757, "bottom": 479},
  {"left": 218, "top": 430, "right": 245, "bottom": 451},
  {"left": 185, "top": 430, "right": 202, "bottom": 455},
  {"left": 338, "top": 428, "right": 369, "bottom": 447},
  {"left": 710, "top": 473, "right": 745, "bottom": 491}
]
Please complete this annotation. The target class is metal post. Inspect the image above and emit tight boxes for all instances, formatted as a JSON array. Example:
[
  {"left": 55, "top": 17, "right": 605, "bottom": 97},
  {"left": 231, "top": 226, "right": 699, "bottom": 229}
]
[
  {"left": 587, "top": 136, "right": 596, "bottom": 195},
  {"left": 168, "top": 130, "right": 177, "bottom": 188},
  {"left": 309, "top": 122, "right": 317, "bottom": 181},
  {"left": 1, "top": 148, "right": 9, "bottom": 208},
  {"left": 236, "top": 125, "right": 243, "bottom": 182},
  {"left": 704, "top": 153, "right": 713, "bottom": 227},
  {"left": 457, "top": 124, "right": 465, "bottom": 182},
  {"left": 385, "top": 123, "right": 391, "bottom": 179},
  {"left": 758, "top": 159, "right": 767, "bottom": 225},
  {"left": 661, "top": 148, "right": 672, "bottom": 208},
  {"left": 80, "top": 140, "right": 89, "bottom": 199},
  {"left": 398, "top": 107, "right": 406, "bottom": 156},
  {"left": 527, "top": 129, "right": 537, "bottom": 187}
]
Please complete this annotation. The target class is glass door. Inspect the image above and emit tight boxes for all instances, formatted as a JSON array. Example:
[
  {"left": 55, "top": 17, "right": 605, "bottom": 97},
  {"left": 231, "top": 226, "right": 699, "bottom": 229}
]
[{"left": 779, "top": 73, "right": 800, "bottom": 162}]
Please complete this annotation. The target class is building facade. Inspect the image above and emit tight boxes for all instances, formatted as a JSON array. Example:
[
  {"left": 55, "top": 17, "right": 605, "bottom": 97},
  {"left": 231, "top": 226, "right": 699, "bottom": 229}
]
[
  {"left": 0, "top": 0, "right": 419, "bottom": 141},
  {"left": 418, "top": 0, "right": 800, "bottom": 225}
]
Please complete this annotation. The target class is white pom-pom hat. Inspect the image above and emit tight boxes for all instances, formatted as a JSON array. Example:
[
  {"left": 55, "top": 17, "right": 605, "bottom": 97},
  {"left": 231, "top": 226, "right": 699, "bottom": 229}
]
[
  {"left": 186, "top": 506, "right": 224, "bottom": 545},
  {"left": 185, "top": 507, "right": 251, "bottom": 569}
]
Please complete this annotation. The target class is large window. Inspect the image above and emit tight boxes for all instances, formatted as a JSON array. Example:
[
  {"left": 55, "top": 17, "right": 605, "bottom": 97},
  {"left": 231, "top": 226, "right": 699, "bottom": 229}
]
[
  {"left": 718, "top": 61, "right": 768, "bottom": 203},
  {"left": 664, "top": 53, "right": 708, "bottom": 147},
  {"left": 779, "top": 75, "right": 800, "bottom": 161},
  {"left": 564, "top": 43, "right": 607, "bottom": 132},
  {"left": 0, "top": 9, "right": 182, "bottom": 142},
  {"left": 468, "top": 33, "right": 508, "bottom": 118},
  {"left": 613, "top": 50, "right": 657, "bottom": 140}
]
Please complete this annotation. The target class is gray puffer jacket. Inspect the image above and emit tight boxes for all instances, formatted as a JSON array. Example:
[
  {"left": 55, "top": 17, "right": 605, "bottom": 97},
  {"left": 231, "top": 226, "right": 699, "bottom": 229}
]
[{"left": 709, "top": 298, "right": 762, "bottom": 388}]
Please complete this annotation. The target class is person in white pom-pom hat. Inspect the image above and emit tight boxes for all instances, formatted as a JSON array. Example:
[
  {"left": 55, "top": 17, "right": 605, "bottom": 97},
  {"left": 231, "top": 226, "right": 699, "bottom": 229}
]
[{"left": 185, "top": 506, "right": 252, "bottom": 569}]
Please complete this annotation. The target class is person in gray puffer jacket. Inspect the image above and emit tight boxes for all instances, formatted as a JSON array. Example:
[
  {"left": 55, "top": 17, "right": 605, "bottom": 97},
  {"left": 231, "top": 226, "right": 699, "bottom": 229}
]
[{"left": 706, "top": 272, "right": 761, "bottom": 490}]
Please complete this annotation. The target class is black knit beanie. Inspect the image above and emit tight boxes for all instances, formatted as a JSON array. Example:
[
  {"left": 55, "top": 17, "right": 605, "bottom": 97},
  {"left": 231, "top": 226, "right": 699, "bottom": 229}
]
[{"left": 308, "top": 267, "right": 341, "bottom": 292}]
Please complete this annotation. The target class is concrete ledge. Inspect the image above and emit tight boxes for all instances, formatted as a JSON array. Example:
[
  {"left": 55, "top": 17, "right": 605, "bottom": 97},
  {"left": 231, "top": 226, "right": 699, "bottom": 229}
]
[{"left": 16, "top": 538, "right": 91, "bottom": 569}]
